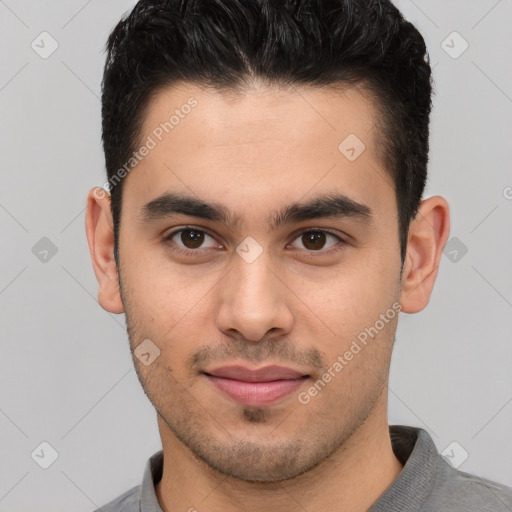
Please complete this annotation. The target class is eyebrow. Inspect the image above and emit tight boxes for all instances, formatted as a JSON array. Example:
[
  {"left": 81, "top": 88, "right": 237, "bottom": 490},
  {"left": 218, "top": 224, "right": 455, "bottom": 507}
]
[{"left": 138, "top": 192, "right": 372, "bottom": 230}]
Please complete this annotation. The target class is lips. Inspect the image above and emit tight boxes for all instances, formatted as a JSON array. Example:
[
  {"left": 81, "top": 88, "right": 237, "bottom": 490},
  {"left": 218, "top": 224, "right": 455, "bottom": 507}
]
[
  {"left": 205, "top": 365, "right": 306, "bottom": 382},
  {"left": 203, "top": 365, "right": 309, "bottom": 407}
]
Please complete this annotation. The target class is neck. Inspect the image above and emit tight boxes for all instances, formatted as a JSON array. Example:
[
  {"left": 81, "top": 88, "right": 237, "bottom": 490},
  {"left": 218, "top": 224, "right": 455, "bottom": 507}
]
[{"left": 155, "top": 395, "right": 402, "bottom": 512}]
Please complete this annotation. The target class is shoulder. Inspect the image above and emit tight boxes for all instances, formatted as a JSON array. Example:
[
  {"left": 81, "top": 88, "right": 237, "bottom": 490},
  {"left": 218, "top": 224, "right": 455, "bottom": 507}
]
[
  {"left": 423, "top": 457, "right": 512, "bottom": 511},
  {"left": 91, "top": 484, "right": 141, "bottom": 512}
]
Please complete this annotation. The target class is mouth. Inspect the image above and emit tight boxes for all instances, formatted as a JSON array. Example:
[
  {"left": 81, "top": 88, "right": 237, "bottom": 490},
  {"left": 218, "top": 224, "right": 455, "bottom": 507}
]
[{"left": 202, "top": 365, "right": 310, "bottom": 407}]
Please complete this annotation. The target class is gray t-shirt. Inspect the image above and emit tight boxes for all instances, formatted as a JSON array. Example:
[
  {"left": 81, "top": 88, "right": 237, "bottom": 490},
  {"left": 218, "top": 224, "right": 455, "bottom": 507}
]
[{"left": 94, "top": 425, "right": 512, "bottom": 511}]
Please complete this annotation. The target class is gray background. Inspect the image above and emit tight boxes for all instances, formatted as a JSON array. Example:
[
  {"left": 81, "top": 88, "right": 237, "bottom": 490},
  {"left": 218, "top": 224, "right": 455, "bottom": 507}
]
[{"left": 0, "top": 1, "right": 511, "bottom": 510}]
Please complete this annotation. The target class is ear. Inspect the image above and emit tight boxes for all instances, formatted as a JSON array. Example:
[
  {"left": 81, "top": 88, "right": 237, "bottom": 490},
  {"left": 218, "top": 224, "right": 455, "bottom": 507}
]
[
  {"left": 399, "top": 196, "right": 450, "bottom": 313},
  {"left": 85, "top": 187, "right": 124, "bottom": 314}
]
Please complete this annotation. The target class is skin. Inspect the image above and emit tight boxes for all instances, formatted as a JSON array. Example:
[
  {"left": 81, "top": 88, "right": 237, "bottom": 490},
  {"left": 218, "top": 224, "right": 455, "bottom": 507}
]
[{"left": 85, "top": 81, "right": 450, "bottom": 512}]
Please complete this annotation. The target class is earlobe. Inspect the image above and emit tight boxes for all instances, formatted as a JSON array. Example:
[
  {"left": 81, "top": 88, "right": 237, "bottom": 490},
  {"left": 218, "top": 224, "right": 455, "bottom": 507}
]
[
  {"left": 85, "top": 187, "right": 125, "bottom": 314},
  {"left": 399, "top": 196, "right": 450, "bottom": 314}
]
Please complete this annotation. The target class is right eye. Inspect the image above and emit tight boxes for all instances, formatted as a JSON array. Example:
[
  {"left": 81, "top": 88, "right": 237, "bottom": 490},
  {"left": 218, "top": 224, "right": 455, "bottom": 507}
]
[{"left": 164, "top": 227, "right": 222, "bottom": 255}]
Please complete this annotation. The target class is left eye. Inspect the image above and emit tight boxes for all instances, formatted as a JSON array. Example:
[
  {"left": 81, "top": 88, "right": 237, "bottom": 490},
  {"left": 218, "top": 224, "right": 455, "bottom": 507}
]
[{"left": 290, "top": 230, "right": 341, "bottom": 251}]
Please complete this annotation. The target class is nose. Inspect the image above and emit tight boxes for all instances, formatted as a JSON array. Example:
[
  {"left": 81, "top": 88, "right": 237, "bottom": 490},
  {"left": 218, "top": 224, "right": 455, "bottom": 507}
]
[{"left": 215, "top": 250, "right": 294, "bottom": 343}]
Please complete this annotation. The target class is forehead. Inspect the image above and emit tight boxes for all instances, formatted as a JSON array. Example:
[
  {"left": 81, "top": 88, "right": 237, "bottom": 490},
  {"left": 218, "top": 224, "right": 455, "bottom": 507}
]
[
  {"left": 121, "top": 82, "right": 394, "bottom": 220},
  {"left": 141, "top": 81, "right": 378, "bottom": 150}
]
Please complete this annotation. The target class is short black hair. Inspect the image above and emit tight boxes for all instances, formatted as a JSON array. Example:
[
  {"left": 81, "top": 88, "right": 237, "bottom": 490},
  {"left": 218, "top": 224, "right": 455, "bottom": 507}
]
[{"left": 101, "top": 0, "right": 433, "bottom": 267}]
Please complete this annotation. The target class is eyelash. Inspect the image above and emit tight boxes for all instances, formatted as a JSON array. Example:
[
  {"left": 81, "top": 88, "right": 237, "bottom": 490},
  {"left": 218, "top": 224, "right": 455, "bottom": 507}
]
[{"left": 163, "top": 226, "right": 348, "bottom": 257}]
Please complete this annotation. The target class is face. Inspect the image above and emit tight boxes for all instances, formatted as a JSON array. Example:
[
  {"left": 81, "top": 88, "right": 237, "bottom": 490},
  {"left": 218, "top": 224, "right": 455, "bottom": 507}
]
[{"left": 115, "top": 82, "right": 404, "bottom": 481}]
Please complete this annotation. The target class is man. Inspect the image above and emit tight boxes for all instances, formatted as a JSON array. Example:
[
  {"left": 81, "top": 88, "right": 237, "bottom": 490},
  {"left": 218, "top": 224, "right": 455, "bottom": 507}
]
[{"left": 85, "top": 0, "right": 512, "bottom": 510}]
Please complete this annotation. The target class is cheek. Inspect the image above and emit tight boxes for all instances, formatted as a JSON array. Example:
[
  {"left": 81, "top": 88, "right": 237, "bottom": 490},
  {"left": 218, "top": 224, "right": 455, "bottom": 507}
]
[
  {"left": 312, "top": 259, "right": 397, "bottom": 318},
  {"left": 299, "top": 259, "right": 399, "bottom": 358},
  {"left": 121, "top": 261, "right": 220, "bottom": 361},
  {"left": 122, "top": 247, "right": 213, "bottom": 318}
]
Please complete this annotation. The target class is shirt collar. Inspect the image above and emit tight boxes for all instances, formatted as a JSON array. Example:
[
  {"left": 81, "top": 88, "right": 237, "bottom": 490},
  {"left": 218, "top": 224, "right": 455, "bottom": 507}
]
[
  {"left": 368, "top": 425, "right": 439, "bottom": 511},
  {"left": 139, "top": 449, "right": 164, "bottom": 512}
]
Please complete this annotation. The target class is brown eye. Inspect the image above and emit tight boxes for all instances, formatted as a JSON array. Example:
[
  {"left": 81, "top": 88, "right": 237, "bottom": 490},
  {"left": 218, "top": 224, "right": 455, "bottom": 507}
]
[
  {"left": 165, "top": 228, "right": 219, "bottom": 253},
  {"left": 291, "top": 230, "right": 342, "bottom": 252},
  {"left": 180, "top": 229, "right": 205, "bottom": 249},
  {"left": 302, "top": 231, "right": 327, "bottom": 250}
]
